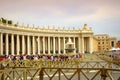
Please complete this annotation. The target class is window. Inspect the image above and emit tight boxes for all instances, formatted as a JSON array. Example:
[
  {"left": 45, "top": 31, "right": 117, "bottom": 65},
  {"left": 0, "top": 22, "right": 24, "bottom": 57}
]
[
  {"left": 106, "top": 42, "right": 108, "bottom": 44},
  {"left": 111, "top": 41, "right": 114, "bottom": 47},
  {"left": 98, "top": 46, "right": 101, "bottom": 50},
  {"left": 106, "top": 45, "right": 108, "bottom": 47},
  {"left": 102, "top": 42, "right": 104, "bottom": 44},
  {"left": 98, "top": 42, "right": 100, "bottom": 44}
]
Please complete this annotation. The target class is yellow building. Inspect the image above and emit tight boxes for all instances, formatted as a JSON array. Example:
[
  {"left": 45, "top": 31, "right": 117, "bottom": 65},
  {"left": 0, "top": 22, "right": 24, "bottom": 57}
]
[
  {"left": 93, "top": 37, "right": 98, "bottom": 53},
  {"left": 94, "top": 34, "right": 116, "bottom": 53},
  {"left": 0, "top": 18, "right": 94, "bottom": 55}
]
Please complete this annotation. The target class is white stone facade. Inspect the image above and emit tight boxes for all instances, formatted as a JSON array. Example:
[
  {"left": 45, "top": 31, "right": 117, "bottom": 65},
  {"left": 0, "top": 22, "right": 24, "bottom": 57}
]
[{"left": 0, "top": 23, "right": 93, "bottom": 55}]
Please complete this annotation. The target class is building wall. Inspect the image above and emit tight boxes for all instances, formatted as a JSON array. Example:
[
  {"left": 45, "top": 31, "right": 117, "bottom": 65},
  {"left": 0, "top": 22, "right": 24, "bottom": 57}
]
[
  {"left": 109, "top": 37, "right": 117, "bottom": 49},
  {"left": 94, "top": 34, "right": 117, "bottom": 53},
  {"left": 0, "top": 21, "right": 94, "bottom": 55},
  {"left": 93, "top": 37, "right": 98, "bottom": 53},
  {"left": 117, "top": 41, "right": 120, "bottom": 48}
]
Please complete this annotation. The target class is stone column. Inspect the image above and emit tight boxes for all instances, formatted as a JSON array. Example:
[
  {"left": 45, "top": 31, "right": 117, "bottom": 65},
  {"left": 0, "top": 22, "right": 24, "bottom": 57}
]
[
  {"left": 6, "top": 34, "right": 9, "bottom": 55},
  {"left": 32, "top": 36, "right": 35, "bottom": 55},
  {"left": 11, "top": 34, "right": 14, "bottom": 55},
  {"left": 89, "top": 36, "right": 93, "bottom": 54},
  {"left": 38, "top": 36, "right": 40, "bottom": 54},
  {"left": 63, "top": 37, "right": 66, "bottom": 54},
  {"left": 0, "top": 33, "right": 3, "bottom": 55},
  {"left": 53, "top": 37, "right": 55, "bottom": 54},
  {"left": 22, "top": 35, "right": 25, "bottom": 55},
  {"left": 50, "top": 38, "right": 52, "bottom": 52},
  {"left": 82, "top": 37, "right": 84, "bottom": 54},
  {"left": 45, "top": 37, "right": 47, "bottom": 52},
  {"left": 73, "top": 37, "right": 76, "bottom": 54},
  {"left": 58, "top": 37, "right": 60, "bottom": 54},
  {"left": 55, "top": 38, "right": 58, "bottom": 52},
  {"left": 27, "top": 35, "right": 30, "bottom": 55},
  {"left": 17, "top": 35, "right": 20, "bottom": 55},
  {"left": 78, "top": 37, "right": 80, "bottom": 53},
  {"left": 79, "top": 37, "right": 82, "bottom": 53},
  {"left": 48, "top": 36, "right": 50, "bottom": 54},
  {"left": 43, "top": 36, "right": 45, "bottom": 54}
]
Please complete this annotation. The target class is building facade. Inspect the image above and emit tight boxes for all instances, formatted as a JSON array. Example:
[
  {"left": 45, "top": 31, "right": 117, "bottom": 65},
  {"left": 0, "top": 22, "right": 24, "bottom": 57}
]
[
  {"left": 93, "top": 37, "right": 98, "bottom": 53},
  {"left": 117, "top": 40, "right": 120, "bottom": 48},
  {"left": 94, "top": 34, "right": 116, "bottom": 53},
  {"left": 0, "top": 20, "right": 94, "bottom": 56}
]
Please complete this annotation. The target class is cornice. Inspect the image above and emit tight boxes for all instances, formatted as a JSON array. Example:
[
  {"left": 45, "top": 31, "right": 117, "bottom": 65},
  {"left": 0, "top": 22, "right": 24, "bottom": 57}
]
[{"left": 0, "top": 23, "right": 93, "bottom": 37}]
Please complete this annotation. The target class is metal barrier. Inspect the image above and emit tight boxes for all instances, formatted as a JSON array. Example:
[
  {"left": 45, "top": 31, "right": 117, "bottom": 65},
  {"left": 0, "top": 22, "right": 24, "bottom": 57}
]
[
  {"left": 1, "top": 55, "right": 120, "bottom": 80},
  {"left": 98, "top": 55, "right": 120, "bottom": 66},
  {"left": 0, "top": 59, "right": 117, "bottom": 69},
  {"left": 0, "top": 67, "right": 41, "bottom": 80},
  {"left": 41, "top": 67, "right": 120, "bottom": 80},
  {"left": 0, "top": 67, "right": 120, "bottom": 80}
]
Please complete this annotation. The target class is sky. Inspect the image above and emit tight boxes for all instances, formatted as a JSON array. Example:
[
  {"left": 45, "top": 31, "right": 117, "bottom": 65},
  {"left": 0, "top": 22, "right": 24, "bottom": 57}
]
[{"left": 0, "top": 0, "right": 120, "bottom": 40}]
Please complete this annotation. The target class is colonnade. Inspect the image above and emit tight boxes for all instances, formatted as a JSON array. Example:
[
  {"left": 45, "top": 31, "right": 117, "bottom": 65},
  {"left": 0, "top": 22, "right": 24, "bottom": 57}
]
[{"left": 0, "top": 32, "right": 93, "bottom": 55}]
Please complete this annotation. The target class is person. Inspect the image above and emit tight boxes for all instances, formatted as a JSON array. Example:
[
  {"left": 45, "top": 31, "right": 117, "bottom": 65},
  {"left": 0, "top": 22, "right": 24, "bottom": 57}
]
[
  {"left": 20, "top": 55, "right": 23, "bottom": 60},
  {"left": 51, "top": 55, "right": 54, "bottom": 61},
  {"left": 34, "top": 55, "right": 38, "bottom": 60},
  {"left": 23, "top": 55, "right": 27, "bottom": 60},
  {"left": 8, "top": 55, "right": 11, "bottom": 60}
]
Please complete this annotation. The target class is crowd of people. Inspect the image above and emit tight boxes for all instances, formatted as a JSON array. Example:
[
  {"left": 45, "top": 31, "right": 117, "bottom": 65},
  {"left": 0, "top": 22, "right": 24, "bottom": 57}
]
[{"left": 3, "top": 53, "right": 82, "bottom": 61}]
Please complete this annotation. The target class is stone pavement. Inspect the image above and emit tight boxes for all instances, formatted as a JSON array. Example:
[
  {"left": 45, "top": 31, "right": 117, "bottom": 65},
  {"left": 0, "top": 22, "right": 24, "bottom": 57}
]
[{"left": 81, "top": 54, "right": 102, "bottom": 61}]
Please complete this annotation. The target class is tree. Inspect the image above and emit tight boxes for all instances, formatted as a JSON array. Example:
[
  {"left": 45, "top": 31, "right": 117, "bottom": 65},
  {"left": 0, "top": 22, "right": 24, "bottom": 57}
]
[
  {"left": 8, "top": 20, "right": 12, "bottom": 25},
  {"left": 1, "top": 17, "right": 13, "bottom": 25},
  {"left": 1, "top": 18, "right": 6, "bottom": 24}
]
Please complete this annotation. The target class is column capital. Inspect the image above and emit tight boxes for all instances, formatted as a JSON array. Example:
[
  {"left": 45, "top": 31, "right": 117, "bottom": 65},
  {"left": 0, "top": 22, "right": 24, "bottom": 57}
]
[
  {"left": 58, "top": 36, "right": 60, "bottom": 38},
  {"left": 63, "top": 36, "right": 66, "bottom": 38},
  {"left": 27, "top": 35, "right": 30, "bottom": 36},
  {"left": 6, "top": 33, "right": 8, "bottom": 35}
]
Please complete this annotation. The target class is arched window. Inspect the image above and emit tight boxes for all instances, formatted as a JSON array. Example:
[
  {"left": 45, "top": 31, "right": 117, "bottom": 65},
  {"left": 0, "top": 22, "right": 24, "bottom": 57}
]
[{"left": 111, "top": 41, "right": 114, "bottom": 47}]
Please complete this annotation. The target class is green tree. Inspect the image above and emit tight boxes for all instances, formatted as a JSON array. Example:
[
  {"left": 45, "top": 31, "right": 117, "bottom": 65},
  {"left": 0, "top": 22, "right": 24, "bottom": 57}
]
[
  {"left": 8, "top": 20, "right": 12, "bottom": 25},
  {"left": 1, "top": 18, "right": 6, "bottom": 24},
  {"left": 1, "top": 17, "right": 13, "bottom": 25}
]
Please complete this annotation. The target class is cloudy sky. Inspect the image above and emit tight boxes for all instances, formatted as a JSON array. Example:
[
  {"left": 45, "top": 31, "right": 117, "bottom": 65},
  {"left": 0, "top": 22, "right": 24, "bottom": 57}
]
[{"left": 0, "top": 0, "right": 120, "bottom": 39}]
